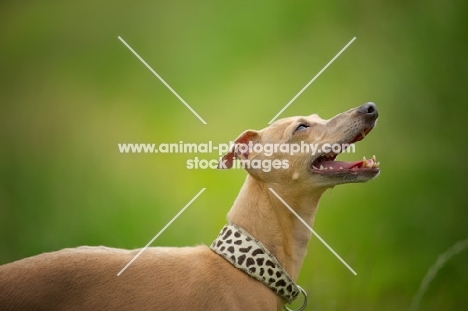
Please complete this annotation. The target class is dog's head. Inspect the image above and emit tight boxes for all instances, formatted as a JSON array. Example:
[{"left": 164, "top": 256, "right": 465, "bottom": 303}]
[{"left": 218, "top": 103, "right": 380, "bottom": 189}]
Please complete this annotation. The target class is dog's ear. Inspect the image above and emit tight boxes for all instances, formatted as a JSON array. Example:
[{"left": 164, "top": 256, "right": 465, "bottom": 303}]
[{"left": 218, "top": 130, "right": 259, "bottom": 169}]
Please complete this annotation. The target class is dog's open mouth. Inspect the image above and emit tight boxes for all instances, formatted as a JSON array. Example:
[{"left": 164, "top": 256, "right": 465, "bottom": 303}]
[{"left": 311, "top": 128, "right": 380, "bottom": 174}]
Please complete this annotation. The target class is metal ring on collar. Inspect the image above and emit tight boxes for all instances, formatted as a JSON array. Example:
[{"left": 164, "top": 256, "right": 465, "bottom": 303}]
[{"left": 283, "top": 285, "right": 307, "bottom": 311}]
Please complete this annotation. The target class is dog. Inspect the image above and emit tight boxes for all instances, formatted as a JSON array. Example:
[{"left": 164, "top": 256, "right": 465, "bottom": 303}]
[{"left": 0, "top": 103, "right": 379, "bottom": 310}]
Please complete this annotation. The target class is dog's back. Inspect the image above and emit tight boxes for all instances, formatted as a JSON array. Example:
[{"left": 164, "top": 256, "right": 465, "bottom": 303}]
[{"left": 0, "top": 245, "right": 275, "bottom": 310}]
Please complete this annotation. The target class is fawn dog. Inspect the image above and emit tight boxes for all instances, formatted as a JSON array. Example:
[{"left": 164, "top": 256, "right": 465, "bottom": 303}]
[{"left": 0, "top": 103, "right": 379, "bottom": 310}]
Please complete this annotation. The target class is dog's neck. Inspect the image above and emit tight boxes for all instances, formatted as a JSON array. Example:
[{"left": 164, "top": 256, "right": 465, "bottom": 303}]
[{"left": 227, "top": 175, "right": 325, "bottom": 281}]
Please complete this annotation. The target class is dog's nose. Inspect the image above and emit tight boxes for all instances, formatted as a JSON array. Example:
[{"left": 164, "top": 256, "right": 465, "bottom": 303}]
[{"left": 358, "top": 102, "right": 378, "bottom": 119}]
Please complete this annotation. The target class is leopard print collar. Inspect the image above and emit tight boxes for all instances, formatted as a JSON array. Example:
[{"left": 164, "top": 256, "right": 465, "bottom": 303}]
[{"left": 210, "top": 223, "right": 303, "bottom": 305}]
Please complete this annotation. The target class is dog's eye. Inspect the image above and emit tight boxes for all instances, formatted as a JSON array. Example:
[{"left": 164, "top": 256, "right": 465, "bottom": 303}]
[{"left": 294, "top": 124, "right": 309, "bottom": 133}]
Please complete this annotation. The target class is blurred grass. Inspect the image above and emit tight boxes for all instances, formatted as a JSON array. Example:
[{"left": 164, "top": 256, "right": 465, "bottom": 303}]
[{"left": 1, "top": 0, "right": 467, "bottom": 310}]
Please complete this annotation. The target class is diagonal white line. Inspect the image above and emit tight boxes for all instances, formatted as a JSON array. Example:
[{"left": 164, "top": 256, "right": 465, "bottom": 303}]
[
  {"left": 268, "top": 37, "right": 356, "bottom": 124},
  {"left": 268, "top": 188, "right": 357, "bottom": 275},
  {"left": 117, "top": 188, "right": 206, "bottom": 276},
  {"left": 118, "top": 36, "right": 207, "bottom": 125}
]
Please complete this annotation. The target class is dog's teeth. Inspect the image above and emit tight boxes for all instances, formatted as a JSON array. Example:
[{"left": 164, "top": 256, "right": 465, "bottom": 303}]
[
  {"left": 324, "top": 167, "right": 328, "bottom": 170},
  {"left": 339, "top": 167, "right": 343, "bottom": 170},
  {"left": 363, "top": 156, "right": 367, "bottom": 161},
  {"left": 319, "top": 165, "right": 324, "bottom": 170},
  {"left": 376, "top": 162, "right": 380, "bottom": 167},
  {"left": 372, "top": 155, "right": 376, "bottom": 162},
  {"left": 329, "top": 167, "right": 334, "bottom": 170}
]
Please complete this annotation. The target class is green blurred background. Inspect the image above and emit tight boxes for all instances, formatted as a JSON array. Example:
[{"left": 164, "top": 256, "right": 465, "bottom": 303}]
[{"left": 1, "top": 1, "right": 467, "bottom": 310}]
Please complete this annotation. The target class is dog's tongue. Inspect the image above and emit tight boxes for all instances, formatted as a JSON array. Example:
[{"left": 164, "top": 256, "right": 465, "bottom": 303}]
[{"left": 319, "top": 160, "right": 364, "bottom": 170}]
